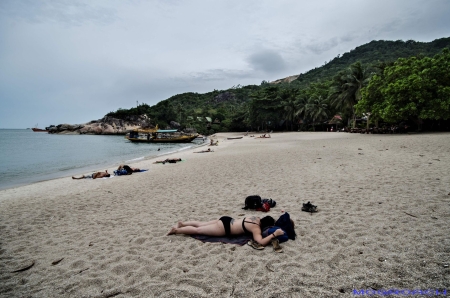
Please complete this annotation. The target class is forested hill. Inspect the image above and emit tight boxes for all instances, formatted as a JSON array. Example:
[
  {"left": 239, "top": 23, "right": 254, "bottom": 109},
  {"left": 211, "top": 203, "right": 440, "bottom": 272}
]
[
  {"left": 293, "top": 38, "right": 450, "bottom": 88},
  {"left": 106, "top": 37, "right": 450, "bottom": 133}
]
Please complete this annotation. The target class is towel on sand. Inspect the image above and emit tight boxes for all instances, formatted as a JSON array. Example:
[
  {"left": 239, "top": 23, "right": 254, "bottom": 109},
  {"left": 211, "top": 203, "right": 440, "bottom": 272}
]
[{"left": 191, "top": 234, "right": 251, "bottom": 246}]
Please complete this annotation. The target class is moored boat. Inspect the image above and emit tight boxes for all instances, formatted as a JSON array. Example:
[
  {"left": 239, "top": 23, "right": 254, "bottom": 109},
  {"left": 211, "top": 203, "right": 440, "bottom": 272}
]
[
  {"left": 32, "top": 124, "right": 48, "bottom": 132},
  {"left": 126, "top": 126, "right": 198, "bottom": 143}
]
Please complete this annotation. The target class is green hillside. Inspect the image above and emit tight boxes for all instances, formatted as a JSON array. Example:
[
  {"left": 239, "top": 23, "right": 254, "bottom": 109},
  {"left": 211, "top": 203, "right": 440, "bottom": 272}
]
[
  {"left": 107, "top": 37, "right": 450, "bottom": 133},
  {"left": 293, "top": 38, "right": 450, "bottom": 88}
]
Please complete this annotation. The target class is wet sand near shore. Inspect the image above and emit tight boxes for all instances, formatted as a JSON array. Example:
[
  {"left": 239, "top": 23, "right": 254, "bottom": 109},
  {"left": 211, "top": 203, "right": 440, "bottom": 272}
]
[{"left": 1, "top": 132, "right": 449, "bottom": 297}]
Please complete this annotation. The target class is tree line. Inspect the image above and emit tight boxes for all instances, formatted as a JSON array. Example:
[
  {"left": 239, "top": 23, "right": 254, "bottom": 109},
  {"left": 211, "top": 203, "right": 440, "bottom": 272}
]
[{"left": 106, "top": 38, "right": 450, "bottom": 134}]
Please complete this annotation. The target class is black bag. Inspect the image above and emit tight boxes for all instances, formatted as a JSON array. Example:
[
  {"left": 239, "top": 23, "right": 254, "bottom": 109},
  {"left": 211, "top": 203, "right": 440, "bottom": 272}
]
[{"left": 242, "top": 195, "right": 263, "bottom": 210}]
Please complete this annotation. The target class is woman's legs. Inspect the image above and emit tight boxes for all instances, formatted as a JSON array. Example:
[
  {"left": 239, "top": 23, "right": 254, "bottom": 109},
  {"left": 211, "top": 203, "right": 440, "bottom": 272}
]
[
  {"left": 167, "top": 219, "right": 225, "bottom": 236},
  {"left": 178, "top": 220, "right": 218, "bottom": 228}
]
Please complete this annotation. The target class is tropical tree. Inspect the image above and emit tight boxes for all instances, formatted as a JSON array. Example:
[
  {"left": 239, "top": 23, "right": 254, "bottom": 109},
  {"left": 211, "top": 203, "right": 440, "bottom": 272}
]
[
  {"left": 174, "top": 103, "right": 184, "bottom": 123},
  {"left": 294, "top": 93, "right": 308, "bottom": 130},
  {"left": 306, "top": 96, "right": 329, "bottom": 131},
  {"left": 279, "top": 87, "right": 299, "bottom": 130},
  {"left": 329, "top": 62, "right": 372, "bottom": 127},
  {"left": 249, "top": 86, "right": 283, "bottom": 131},
  {"left": 356, "top": 48, "right": 450, "bottom": 130}
]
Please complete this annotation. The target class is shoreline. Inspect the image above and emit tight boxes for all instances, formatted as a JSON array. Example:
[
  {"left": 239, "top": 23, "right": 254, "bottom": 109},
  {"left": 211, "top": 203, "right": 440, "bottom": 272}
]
[
  {"left": 1, "top": 132, "right": 449, "bottom": 297},
  {"left": 0, "top": 136, "right": 208, "bottom": 192}
]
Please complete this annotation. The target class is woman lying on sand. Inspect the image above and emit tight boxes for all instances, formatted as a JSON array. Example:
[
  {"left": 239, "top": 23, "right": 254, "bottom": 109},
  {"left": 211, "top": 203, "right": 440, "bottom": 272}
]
[
  {"left": 256, "top": 134, "right": 271, "bottom": 138},
  {"left": 117, "top": 164, "right": 140, "bottom": 173},
  {"left": 167, "top": 216, "right": 284, "bottom": 248},
  {"left": 72, "top": 170, "right": 110, "bottom": 179},
  {"left": 194, "top": 148, "right": 213, "bottom": 153},
  {"left": 153, "top": 158, "right": 182, "bottom": 164}
]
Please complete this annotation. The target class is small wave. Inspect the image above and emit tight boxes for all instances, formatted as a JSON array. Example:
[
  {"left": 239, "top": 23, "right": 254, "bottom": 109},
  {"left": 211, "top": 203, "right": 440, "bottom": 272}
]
[
  {"left": 177, "top": 146, "right": 192, "bottom": 151},
  {"left": 58, "top": 165, "right": 85, "bottom": 171},
  {"left": 160, "top": 150, "right": 177, "bottom": 156},
  {"left": 127, "top": 156, "right": 145, "bottom": 162}
]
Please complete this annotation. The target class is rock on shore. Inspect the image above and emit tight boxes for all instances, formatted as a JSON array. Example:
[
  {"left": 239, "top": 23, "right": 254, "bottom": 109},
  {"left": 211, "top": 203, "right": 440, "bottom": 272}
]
[{"left": 47, "top": 115, "right": 153, "bottom": 135}]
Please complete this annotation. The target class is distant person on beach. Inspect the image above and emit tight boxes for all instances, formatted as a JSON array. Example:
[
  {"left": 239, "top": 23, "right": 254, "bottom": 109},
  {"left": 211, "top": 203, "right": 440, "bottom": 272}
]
[
  {"left": 257, "top": 134, "right": 270, "bottom": 138},
  {"left": 72, "top": 170, "right": 110, "bottom": 179},
  {"left": 167, "top": 216, "right": 284, "bottom": 248},
  {"left": 117, "top": 164, "right": 140, "bottom": 173},
  {"left": 153, "top": 158, "right": 182, "bottom": 164},
  {"left": 194, "top": 148, "right": 213, "bottom": 153}
]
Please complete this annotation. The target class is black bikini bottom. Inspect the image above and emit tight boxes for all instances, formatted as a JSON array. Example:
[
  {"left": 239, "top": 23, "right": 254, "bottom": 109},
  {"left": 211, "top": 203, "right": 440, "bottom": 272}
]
[{"left": 219, "top": 216, "right": 233, "bottom": 237}]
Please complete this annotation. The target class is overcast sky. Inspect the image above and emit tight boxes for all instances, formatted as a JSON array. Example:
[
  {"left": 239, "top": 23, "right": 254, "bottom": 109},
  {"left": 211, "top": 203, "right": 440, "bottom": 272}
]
[{"left": 1, "top": 0, "right": 449, "bottom": 128}]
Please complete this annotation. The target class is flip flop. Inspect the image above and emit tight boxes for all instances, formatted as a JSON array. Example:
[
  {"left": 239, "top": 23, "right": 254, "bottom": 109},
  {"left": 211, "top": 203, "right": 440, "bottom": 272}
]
[
  {"left": 247, "top": 240, "right": 265, "bottom": 250},
  {"left": 301, "top": 201, "right": 318, "bottom": 213},
  {"left": 271, "top": 238, "right": 283, "bottom": 253}
]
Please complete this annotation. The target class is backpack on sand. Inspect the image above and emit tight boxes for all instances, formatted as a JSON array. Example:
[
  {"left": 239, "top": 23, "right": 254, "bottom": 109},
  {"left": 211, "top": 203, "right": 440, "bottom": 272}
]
[
  {"left": 242, "top": 195, "right": 276, "bottom": 211},
  {"left": 242, "top": 195, "right": 262, "bottom": 210}
]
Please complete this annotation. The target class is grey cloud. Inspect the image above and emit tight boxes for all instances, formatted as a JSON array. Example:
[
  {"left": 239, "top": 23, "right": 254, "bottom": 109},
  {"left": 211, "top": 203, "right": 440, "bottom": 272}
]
[
  {"left": 340, "top": 33, "right": 357, "bottom": 43},
  {"left": 1, "top": 0, "right": 449, "bottom": 128},
  {"left": 187, "top": 69, "right": 254, "bottom": 82},
  {"left": 247, "top": 50, "right": 287, "bottom": 73},
  {"left": 0, "top": 0, "right": 117, "bottom": 26},
  {"left": 306, "top": 38, "right": 339, "bottom": 55}
]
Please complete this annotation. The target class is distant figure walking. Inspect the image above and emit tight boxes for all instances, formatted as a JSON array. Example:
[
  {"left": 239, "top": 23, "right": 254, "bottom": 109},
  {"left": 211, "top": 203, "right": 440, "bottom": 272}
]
[{"left": 72, "top": 170, "right": 110, "bottom": 179}]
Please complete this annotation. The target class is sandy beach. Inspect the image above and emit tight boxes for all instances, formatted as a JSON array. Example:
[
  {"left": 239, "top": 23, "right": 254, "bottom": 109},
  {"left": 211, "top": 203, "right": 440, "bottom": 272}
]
[{"left": 1, "top": 132, "right": 449, "bottom": 297}]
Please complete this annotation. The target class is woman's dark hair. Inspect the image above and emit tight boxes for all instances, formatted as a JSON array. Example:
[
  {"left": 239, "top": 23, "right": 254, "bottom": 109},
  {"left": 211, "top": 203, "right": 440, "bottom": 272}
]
[
  {"left": 123, "top": 165, "right": 133, "bottom": 175},
  {"left": 260, "top": 216, "right": 275, "bottom": 230}
]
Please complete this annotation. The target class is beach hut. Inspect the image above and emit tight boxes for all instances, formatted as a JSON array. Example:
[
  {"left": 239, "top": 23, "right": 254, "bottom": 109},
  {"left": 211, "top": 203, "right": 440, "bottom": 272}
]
[{"left": 328, "top": 115, "right": 343, "bottom": 131}]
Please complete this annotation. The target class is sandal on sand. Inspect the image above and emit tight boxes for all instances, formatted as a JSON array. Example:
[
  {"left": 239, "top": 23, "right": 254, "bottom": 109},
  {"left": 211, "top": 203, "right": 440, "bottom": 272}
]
[
  {"left": 247, "top": 240, "right": 265, "bottom": 250},
  {"left": 301, "top": 201, "right": 318, "bottom": 213},
  {"left": 271, "top": 238, "right": 283, "bottom": 253}
]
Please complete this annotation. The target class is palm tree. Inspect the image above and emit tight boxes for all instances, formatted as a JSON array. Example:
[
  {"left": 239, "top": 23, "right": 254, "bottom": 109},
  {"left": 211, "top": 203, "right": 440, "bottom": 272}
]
[
  {"left": 294, "top": 94, "right": 308, "bottom": 130},
  {"left": 279, "top": 88, "right": 299, "bottom": 131},
  {"left": 329, "top": 62, "right": 371, "bottom": 127},
  {"left": 306, "top": 96, "right": 329, "bottom": 131}
]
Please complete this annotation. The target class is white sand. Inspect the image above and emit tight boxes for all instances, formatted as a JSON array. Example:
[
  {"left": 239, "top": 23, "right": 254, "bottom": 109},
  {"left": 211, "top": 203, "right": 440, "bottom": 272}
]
[{"left": 1, "top": 132, "right": 449, "bottom": 297}]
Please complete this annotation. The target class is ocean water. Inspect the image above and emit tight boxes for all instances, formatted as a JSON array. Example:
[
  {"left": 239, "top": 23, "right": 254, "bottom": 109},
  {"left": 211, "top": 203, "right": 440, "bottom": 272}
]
[{"left": 0, "top": 129, "right": 205, "bottom": 190}]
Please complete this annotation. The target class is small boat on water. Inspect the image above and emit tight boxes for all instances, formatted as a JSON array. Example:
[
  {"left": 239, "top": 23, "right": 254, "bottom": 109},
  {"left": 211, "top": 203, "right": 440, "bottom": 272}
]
[
  {"left": 32, "top": 124, "right": 48, "bottom": 132},
  {"left": 126, "top": 125, "right": 198, "bottom": 143}
]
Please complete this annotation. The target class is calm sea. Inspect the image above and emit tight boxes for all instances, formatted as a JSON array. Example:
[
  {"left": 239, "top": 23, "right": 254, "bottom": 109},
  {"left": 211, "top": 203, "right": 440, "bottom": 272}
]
[{"left": 0, "top": 129, "right": 205, "bottom": 190}]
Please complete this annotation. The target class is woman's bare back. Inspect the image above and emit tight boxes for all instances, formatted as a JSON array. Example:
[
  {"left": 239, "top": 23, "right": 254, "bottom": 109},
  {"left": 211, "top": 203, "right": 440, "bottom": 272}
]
[{"left": 229, "top": 216, "right": 260, "bottom": 235}]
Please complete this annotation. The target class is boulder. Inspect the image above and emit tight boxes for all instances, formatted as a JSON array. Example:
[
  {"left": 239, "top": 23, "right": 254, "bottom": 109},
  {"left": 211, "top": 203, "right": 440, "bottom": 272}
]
[{"left": 49, "top": 114, "right": 154, "bottom": 135}]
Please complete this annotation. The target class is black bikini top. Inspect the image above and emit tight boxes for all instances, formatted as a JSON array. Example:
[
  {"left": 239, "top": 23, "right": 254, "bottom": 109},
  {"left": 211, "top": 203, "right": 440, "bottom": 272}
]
[{"left": 242, "top": 218, "right": 259, "bottom": 235}]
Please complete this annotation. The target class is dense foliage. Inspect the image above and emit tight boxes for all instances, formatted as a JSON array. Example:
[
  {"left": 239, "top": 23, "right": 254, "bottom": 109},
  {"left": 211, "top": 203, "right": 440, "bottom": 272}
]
[
  {"left": 356, "top": 48, "right": 450, "bottom": 128},
  {"left": 106, "top": 38, "right": 450, "bottom": 133}
]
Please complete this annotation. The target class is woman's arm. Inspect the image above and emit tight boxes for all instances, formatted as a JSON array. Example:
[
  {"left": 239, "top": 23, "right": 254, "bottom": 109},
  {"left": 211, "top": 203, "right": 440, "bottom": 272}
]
[{"left": 252, "top": 228, "right": 284, "bottom": 246}]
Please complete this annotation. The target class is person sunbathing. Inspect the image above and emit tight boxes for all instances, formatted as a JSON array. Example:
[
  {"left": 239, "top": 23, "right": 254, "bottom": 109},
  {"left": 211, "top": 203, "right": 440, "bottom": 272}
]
[
  {"left": 167, "top": 216, "right": 284, "bottom": 248},
  {"left": 153, "top": 158, "right": 182, "bottom": 164},
  {"left": 257, "top": 134, "right": 271, "bottom": 138},
  {"left": 194, "top": 148, "right": 213, "bottom": 153},
  {"left": 72, "top": 170, "right": 110, "bottom": 179},
  {"left": 117, "top": 164, "right": 140, "bottom": 173}
]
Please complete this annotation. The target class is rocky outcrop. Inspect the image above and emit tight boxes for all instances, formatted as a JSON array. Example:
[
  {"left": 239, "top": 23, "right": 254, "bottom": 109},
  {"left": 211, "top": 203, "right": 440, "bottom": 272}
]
[
  {"left": 212, "top": 91, "right": 235, "bottom": 103},
  {"left": 48, "top": 115, "right": 154, "bottom": 135},
  {"left": 270, "top": 75, "right": 299, "bottom": 84},
  {"left": 169, "top": 121, "right": 181, "bottom": 129}
]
